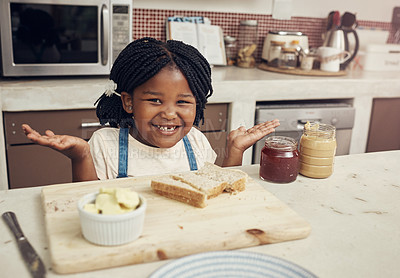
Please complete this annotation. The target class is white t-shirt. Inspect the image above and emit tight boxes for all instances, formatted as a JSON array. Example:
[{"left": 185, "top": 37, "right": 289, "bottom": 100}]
[{"left": 89, "top": 127, "right": 217, "bottom": 179}]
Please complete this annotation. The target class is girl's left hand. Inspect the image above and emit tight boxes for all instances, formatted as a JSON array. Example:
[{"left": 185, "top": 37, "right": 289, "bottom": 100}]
[
  {"left": 228, "top": 119, "right": 280, "bottom": 152},
  {"left": 222, "top": 119, "right": 280, "bottom": 167}
]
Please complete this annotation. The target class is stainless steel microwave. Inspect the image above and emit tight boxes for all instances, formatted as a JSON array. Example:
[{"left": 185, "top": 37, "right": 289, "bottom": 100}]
[{"left": 0, "top": 0, "right": 132, "bottom": 77}]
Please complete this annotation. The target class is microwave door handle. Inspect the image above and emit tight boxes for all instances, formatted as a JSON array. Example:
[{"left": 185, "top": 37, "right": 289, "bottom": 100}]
[{"left": 101, "top": 4, "right": 109, "bottom": 66}]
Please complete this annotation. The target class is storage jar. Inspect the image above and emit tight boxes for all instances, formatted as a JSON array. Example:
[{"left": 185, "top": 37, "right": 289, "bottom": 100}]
[
  {"left": 224, "top": 36, "right": 237, "bottom": 66},
  {"left": 259, "top": 136, "right": 299, "bottom": 183},
  {"left": 299, "top": 122, "right": 337, "bottom": 178},
  {"left": 268, "top": 40, "right": 285, "bottom": 67},
  {"left": 236, "top": 20, "right": 258, "bottom": 68},
  {"left": 278, "top": 47, "right": 297, "bottom": 69}
]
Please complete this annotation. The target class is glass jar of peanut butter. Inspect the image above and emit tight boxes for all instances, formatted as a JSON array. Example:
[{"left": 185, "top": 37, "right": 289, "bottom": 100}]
[{"left": 299, "top": 122, "right": 336, "bottom": 179}]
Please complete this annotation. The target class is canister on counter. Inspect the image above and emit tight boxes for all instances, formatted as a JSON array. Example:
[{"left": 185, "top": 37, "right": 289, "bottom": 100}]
[
  {"left": 268, "top": 40, "right": 285, "bottom": 67},
  {"left": 236, "top": 20, "right": 258, "bottom": 68},
  {"left": 259, "top": 136, "right": 299, "bottom": 183},
  {"left": 278, "top": 47, "right": 297, "bottom": 69},
  {"left": 299, "top": 122, "right": 337, "bottom": 178},
  {"left": 224, "top": 36, "right": 237, "bottom": 66}
]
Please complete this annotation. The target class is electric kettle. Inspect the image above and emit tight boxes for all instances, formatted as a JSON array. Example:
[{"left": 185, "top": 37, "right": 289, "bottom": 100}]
[{"left": 322, "top": 11, "right": 359, "bottom": 70}]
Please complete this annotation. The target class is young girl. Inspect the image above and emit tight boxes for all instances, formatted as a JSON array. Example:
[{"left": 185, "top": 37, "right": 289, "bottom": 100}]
[{"left": 22, "top": 37, "right": 279, "bottom": 182}]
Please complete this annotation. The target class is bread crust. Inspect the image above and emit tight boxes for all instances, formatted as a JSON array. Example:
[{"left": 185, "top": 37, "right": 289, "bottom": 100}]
[
  {"left": 152, "top": 188, "right": 206, "bottom": 208},
  {"left": 151, "top": 177, "right": 207, "bottom": 208}
]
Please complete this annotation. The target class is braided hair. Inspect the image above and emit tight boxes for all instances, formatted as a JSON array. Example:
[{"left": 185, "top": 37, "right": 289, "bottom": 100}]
[{"left": 95, "top": 37, "right": 213, "bottom": 128}]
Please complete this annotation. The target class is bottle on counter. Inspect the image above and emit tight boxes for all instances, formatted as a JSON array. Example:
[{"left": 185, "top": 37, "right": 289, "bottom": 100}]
[
  {"left": 299, "top": 122, "right": 337, "bottom": 178},
  {"left": 268, "top": 40, "right": 285, "bottom": 67},
  {"left": 259, "top": 136, "right": 299, "bottom": 183},
  {"left": 224, "top": 35, "right": 237, "bottom": 66},
  {"left": 236, "top": 20, "right": 258, "bottom": 68}
]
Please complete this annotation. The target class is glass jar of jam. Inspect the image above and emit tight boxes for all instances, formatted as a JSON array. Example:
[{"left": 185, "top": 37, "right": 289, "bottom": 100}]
[
  {"left": 299, "top": 122, "right": 336, "bottom": 179},
  {"left": 259, "top": 136, "right": 299, "bottom": 183}
]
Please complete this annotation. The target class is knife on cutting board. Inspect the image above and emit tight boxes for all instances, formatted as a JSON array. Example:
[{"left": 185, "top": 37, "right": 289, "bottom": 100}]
[{"left": 2, "top": 211, "right": 46, "bottom": 278}]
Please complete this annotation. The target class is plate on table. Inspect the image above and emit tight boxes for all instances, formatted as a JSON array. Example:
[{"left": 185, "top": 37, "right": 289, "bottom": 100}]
[{"left": 149, "top": 250, "right": 318, "bottom": 278}]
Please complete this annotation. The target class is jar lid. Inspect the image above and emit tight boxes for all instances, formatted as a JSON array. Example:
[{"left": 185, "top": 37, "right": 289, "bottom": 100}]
[
  {"left": 240, "top": 20, "right": 258, "bottom": 26},
  {"left": 269, "top": 30, "right": 304, "bottom": 36},
  {"left": 224, "top": 35, "right": 237, "bottom": 43}
]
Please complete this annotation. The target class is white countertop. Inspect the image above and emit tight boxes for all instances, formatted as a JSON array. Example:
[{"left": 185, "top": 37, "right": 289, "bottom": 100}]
[
  {"left": 1, "top": 150, "right": 400, "bottom": 278},
  {"left": 1, "top": 67, "right": 400, "bottom": 188}
]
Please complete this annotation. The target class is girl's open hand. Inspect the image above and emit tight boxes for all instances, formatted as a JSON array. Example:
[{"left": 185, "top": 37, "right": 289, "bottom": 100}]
[
  {"left": 222, "top": 119, "right": 280, "bottom": 167},
  {"left": 22, "top": 124, "right": 90, "bottom": 160}
]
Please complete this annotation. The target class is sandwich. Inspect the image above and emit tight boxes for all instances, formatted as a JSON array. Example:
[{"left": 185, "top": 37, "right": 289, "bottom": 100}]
[{"left": 151, "top": 162, "right": 247, "bottom": 208}]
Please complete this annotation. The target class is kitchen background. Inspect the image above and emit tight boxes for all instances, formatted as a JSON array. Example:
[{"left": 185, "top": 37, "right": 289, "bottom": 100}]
[
  {"left": 131, "top": 0, "right": 399, "bottom": 62},
  {"left": 1, "top": 0, "right": 399, "bottom": 190}
]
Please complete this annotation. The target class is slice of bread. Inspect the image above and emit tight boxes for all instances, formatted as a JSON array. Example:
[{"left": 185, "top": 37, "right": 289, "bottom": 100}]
[
  {"left": 171, "top": 172, "right": 227, "bottom": 199},
  {"left": 151, "top": 176, "right": 207, "bottom": 208},
  {"left": 150, "top": 163, "right": 248, "bottom": 208},
  {"left": 196, "top": 162, "right": 247, "bottom": 193}
]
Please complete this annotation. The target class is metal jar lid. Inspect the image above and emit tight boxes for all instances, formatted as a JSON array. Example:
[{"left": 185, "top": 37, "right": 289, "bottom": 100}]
[
  {"left": 240, "top": 20, "right": 258, "bottom": 26},
  {"left": 224, "top": 35, "right": 237, "bottom": 43},
  {"left": 269, "top": 30, "right": 305, "bottom": 36}
]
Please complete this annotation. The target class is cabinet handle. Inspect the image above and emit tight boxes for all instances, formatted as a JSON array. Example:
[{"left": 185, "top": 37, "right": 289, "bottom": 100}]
[{"left": 81, "top": 122, "right": 108, "bottom": 128}]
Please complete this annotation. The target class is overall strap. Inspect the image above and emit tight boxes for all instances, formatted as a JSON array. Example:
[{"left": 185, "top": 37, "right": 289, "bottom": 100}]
[
  {"left": 117, "top": 127, "right": 129, "bottom": 178},
  {"left": 182, "top": 135, "right": 198, "bottom": 171}
]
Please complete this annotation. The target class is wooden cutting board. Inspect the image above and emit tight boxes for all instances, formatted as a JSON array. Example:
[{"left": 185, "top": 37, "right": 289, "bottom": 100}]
[{"left": 41, "top": 175, "right": 311, "bottom": 274}]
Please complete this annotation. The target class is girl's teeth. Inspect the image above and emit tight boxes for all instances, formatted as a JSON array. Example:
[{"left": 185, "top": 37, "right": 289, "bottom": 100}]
[{"left": 157, "top": 125, "right": 176, "bottom": 131}]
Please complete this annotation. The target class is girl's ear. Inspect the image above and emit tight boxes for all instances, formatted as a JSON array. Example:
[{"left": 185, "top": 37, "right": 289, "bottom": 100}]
[{"left": 120, "top": 92, "right": 133, "bottom": 113}]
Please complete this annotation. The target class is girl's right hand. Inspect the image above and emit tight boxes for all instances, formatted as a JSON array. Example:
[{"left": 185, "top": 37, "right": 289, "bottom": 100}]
[{"left": 22, "top": 124, "right": 90, "bottom": 161}]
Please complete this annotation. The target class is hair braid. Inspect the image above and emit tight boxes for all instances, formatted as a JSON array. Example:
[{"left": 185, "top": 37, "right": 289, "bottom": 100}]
[{"left": 95, "top": 37, "right": 213, "bottom": 128}]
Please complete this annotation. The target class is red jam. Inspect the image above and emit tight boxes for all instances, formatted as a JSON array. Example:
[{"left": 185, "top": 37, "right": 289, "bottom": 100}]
[{"left": 259, "top": 136, "right": 299, "bottom": 183}]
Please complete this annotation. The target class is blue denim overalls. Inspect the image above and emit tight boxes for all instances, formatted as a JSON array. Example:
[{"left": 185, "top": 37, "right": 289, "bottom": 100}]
[{"left": 116, "top": 128, "right": 198, "bottom": 178}]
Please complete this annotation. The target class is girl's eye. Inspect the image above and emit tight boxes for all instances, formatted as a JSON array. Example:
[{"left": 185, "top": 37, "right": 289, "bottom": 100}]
[
  {"left": 147, "top": 99, "right": 161, "bottom": 103},
  {"left": 177, "top": 100, "right": 193, "bottom": 104}
]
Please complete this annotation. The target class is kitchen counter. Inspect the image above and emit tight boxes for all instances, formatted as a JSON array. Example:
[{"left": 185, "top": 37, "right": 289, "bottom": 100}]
[
  {"left": 1, "top": 67, "right": 400, "bottom": 188},
  {"left": 1, "top": 150, "right": 400, "bottom": 278}
]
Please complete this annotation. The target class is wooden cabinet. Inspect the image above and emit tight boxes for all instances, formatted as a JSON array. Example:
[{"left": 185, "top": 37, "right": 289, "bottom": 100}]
[
  {"left": 366, "top": 98, "right": 400, "bottom": 152},
  {"left": 200, "top": 104, "right": 228, "bottom": 166},
  {"left": 3, "top": 103, "right": 228, "bottom": 189},
  {"left": 4, "top": 109, "right": 100, "bottom": 189}
]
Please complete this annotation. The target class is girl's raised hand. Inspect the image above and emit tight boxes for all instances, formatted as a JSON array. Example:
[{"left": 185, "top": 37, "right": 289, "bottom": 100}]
[
  {"left": 222, "top": 119, "right": 280, "bottom": 167},
  {"left": 22, "top": 124, "right": 90, "bottom": 160}
]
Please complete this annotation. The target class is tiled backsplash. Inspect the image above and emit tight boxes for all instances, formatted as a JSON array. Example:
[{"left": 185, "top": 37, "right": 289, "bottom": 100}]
[{"left": 133, "top": 8, "right": 395, "bottom": 61}]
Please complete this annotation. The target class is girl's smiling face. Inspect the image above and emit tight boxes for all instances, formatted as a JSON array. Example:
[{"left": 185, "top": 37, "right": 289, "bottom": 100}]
[{"left": 121, "top": 67, "right": 196, "bottom": 148}]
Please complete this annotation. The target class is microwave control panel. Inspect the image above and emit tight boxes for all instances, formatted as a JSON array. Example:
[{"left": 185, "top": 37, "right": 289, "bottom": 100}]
[{"left": 112, "top": 5, "right": 131, "bottom": 62}]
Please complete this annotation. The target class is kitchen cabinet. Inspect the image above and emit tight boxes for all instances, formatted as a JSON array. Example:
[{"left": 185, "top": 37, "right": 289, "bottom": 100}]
[
  {"left": 366, "top": 98, "right": 400, "bottom": 152},
  {"left": 4, "top": 109, "right": 99, "bottom": 189},
  {"left": 3, "top": 103, "right": 228, "bottom": 189}
]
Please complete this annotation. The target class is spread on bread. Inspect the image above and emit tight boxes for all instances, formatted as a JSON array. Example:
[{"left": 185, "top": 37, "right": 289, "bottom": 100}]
[
  {"left": 151, "top": 162, "right": 247, "bottom": 208},
  {"left": 84, "top": 187, "right": 140, "bottom": 215}
]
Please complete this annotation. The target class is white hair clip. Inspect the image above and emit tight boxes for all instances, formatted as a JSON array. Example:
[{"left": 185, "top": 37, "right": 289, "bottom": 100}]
[{"left": 104, "top": 79, "right": 120, "bottom": 97}]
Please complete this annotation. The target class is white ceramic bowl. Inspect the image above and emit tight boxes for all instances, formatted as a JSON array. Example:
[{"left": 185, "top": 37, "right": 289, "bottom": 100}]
[{"left": 77, "top": 192, "right": 146, "bottom": 246}]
